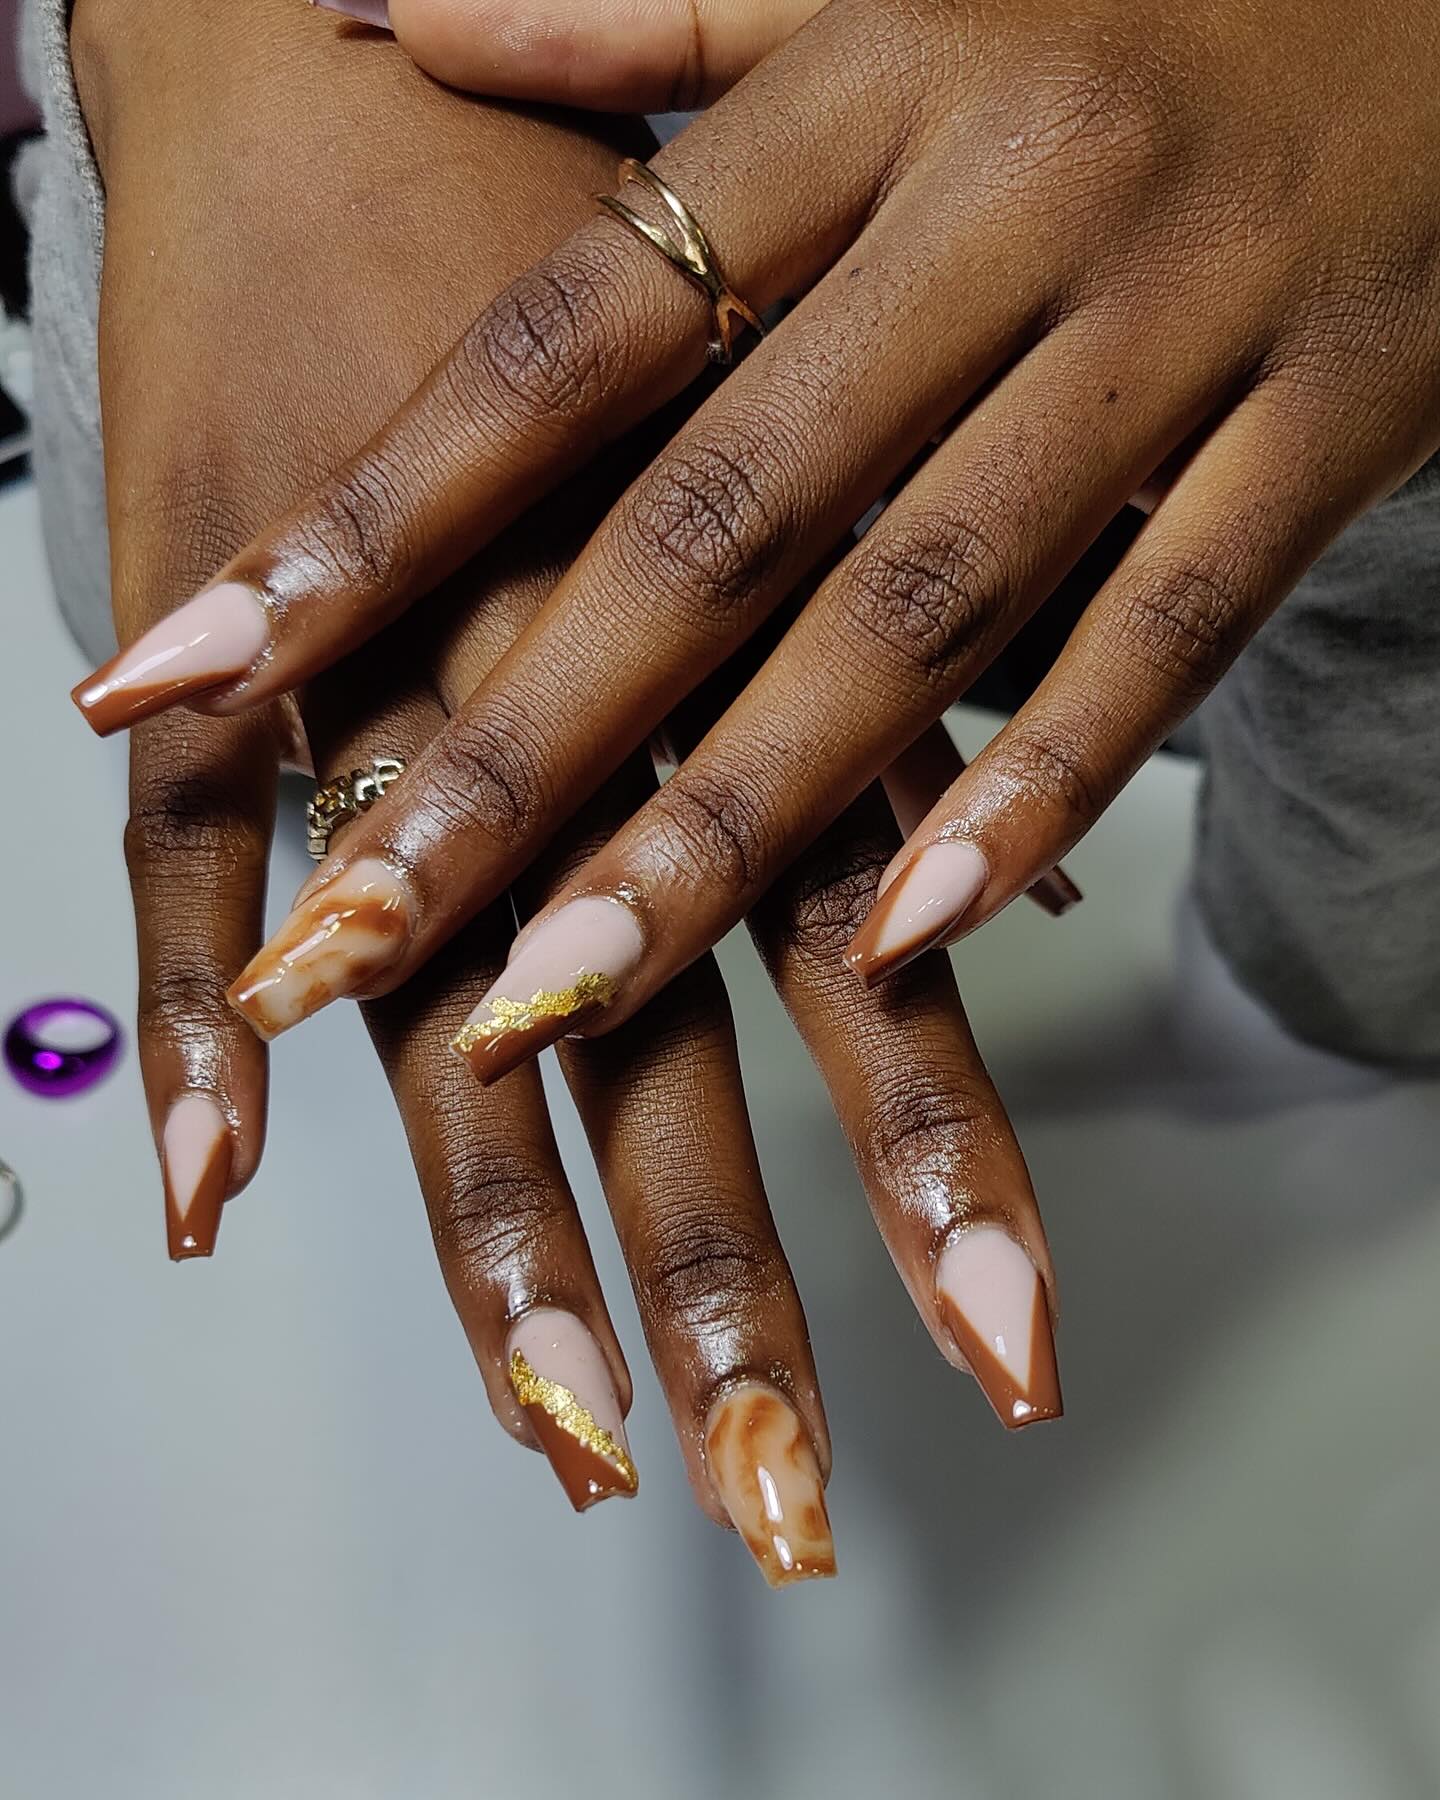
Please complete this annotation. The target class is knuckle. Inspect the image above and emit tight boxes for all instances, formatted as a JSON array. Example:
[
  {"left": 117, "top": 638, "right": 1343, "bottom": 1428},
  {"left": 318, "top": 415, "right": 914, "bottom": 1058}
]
[
  {"left": 637, "top": 1204, "right": 783, "bottom": 1334},
  {"left": 646, "top": 764, "right": 775, "bottom": 895},
  {"left": 419, "top": 707, "right": 551, "bottom": 851},
  {"left": 842, "top": 514, "right": 1007, "bottom": 689},
  {"left": 457, "top": 255, "right": 608, "bottom": 430},
  {"left": 862, "top": 1073, "right": 993, "bottom": 1190},
  {"left": 617, "top": 434, "right": 786, "bottom": 628},
  {"left": 125, "top": 771, "right": 265, "bottom": 876},
  {"left": 1114, "top": 553, "right": 1252, "bottom": 701},
  {"left": 764, "top": 832, "right": 891, "bottom": 970},
  {"left": 431, "top": 1153, "right": 566, "bottom": 1281},
  {"left": 296, "top": 459, "right": 417, "bottom": 597},
  {"left": 990, "top": 715, "right": 1113, "bottom": 830},
  {"left": 1001, "top": 39, "right": 1174, "bottom": 192},
  {"left": 139, "top": 963, "right": 240, "bottom": 1042}
]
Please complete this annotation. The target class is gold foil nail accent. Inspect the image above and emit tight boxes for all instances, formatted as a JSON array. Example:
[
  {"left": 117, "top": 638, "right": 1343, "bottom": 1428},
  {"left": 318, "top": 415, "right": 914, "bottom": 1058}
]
[
  {"left": 509, "top": 1351, "right": 638, "bottom": 1492},
  {"left": 451, "top": 972, "right": 618, "bottom": 1055}
]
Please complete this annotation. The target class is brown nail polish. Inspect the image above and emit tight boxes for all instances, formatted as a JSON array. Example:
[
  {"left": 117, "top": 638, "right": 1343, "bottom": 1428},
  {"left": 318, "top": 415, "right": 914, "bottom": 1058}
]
[
  {"left": 70, "top": 583, "right": 269, "bottom": 737},
  {"left": 705, "top": 1385, "right": 835, "bottom": 1588},
  {"left": 162, "top": 1095, "right": 232, "bottom": 1261},
  {"left": 508, "top": 1311, "right": 637, "bottom": 1512},
  {"left": 844, "top": 841, "right": 989, "bottom": 986},
  {"left": 227, "top": 857, "right": 413, "bottom": 1040},
  {"left": 934, "top": 1227, "right": 1062, "bottom": 1429}
]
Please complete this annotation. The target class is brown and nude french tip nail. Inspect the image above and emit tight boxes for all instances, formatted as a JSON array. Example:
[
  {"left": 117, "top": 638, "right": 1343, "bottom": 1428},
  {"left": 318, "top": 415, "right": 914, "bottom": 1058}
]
[
  {"left": 71, "top": 583, "right": 269, "bottom": 737},
  {"left": 163, "top": 1095, "right": 232, "bottom": 1260},
  {"left": 935, "top": 1225, "right": 1062, "bottom": 1429},
  {"left": 844, "top": 840, "right": 989, "bottom": 986},
  {"left": 227, "top": 856, "right": 413, "bottom": 1040},
  {"left": 507, "top": 1311, "right": 637, "bottom": 1511},
  {"left": 451, "top": 896, "right": 643, "bottom": 1086},
  {"left": 706, "top": 1385, "right": 836, "bottom": 1589}
]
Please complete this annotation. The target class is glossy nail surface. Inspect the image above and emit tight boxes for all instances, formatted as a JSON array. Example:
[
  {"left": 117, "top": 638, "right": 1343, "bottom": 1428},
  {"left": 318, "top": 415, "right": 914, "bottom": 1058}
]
[
  {"left": 71, "top": 583, "right": 268, "bottom": 736},
  {"left": 705, "top": 1385, "right": 835, "bottom": 1589},
  {"left": 844, "top": 840, "right": 989, "bottom": 985},
  {"left": 163, "top": 1095, "right": 232, "bottom": 1260},
  {"left": 935, "top": 1225, "right": 1062, "bottom": 1429},
  {"left": 311, "top": 0, "right": 391, "bottom": 23},
  {"left": 227, "top": 857, "right": 412, "bottom": 1040},
  {"left": 452, "top": 896, "right": 643, "bottom": 1085},
  {"left": 508, "top": 1311, "right": 637, "bottom": 1511}
]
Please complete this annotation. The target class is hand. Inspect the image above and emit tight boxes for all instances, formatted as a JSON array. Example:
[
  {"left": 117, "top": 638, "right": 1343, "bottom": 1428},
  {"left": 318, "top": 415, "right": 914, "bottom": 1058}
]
[
  {"left": 339, "top": 0, "right": 819, "bottom": 110},
  {"left": 74, "top": 0, "right": 1067, "bottom": 1585},
  {"left": 73, "top": 0, "right": 1440, "bottom": 1062}
]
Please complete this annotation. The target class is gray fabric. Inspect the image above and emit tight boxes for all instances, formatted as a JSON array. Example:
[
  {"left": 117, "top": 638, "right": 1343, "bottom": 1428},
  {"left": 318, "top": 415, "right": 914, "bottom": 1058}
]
[
  {"left": 15, "top": 0, "right": 1440, "bottom": 1064},
  {"left": 18, "top": 0, "right": 110, "bottom": 665}
]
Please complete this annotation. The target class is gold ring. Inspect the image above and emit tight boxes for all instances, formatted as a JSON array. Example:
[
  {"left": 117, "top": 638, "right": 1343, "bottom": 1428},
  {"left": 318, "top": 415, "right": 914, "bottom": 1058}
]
[
  {"left": 598, "top": 158, "right": 764, "bottom": 365},
  {"left": 306, "top": 756, "right": 405, "bottom": 860}
]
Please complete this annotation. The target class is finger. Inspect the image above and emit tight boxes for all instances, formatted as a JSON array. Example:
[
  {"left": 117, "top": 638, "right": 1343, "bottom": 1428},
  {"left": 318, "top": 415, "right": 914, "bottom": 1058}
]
[
  {"left": 304, "top": 650, "right": 639, "bottom": 1512},
  {"left": 128, "top": 708, "right": 277, "bottom": 1259},
  {"left": 882, "top": 721, "right": 1082, "bottom": 918},
  {"left": 383, "top": 0, "right": 825, "bottom": 110},
  {"left": 559, "top": 951, "right": 836, "bottom": 1585},
  {"left": 69, "top": 11, "right": 925, "bottom": 733},
  {"left": 746, "top": 783, "right": 1062, "bottom": 1429},
  {"left": 845, "top": 375, "right": 1408, "bottom": 982},
  {"left": 219, "top": 169, "right": 1070, "bottom": 1041}
]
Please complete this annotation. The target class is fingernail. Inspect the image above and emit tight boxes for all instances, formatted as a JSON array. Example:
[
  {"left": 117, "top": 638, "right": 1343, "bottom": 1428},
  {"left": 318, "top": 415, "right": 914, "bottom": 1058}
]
[
  {"left": 508, "top": 1311, "right": 637, "bottom": 1511},
  {"left": 71, "top": 583, "right": 269, "bottom": 737},
  {"left": 310, "top": 0, "right": 391, "bottom": 26},
  {"left": 227, "top": 857, "right": 413, "bottom": 1040},
  {"left": 934, "top": 1225, "right": 1062, "bottom": 1429},
  {"left": 705, "top": 1385, "right": 835, "bottom": 1589},
  {"left": 452, "top": 896, "right": 643, "bottom": 1086},
  {"left": 1027, "top": 865, "right": 1083, "bottom": 917},
  {"left": 162, "top": 1095, "right": 232, "bottom": 1261},
  {"left": 844, "top": 840, "right": 989, "bottom": 984}
]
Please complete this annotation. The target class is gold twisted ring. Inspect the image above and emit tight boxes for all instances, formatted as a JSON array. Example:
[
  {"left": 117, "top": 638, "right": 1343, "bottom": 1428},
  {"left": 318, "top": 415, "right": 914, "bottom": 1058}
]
[
  {"left": 306, "top": 756, "right": 406, "bottom": 860},
  {"left": 598, "top": 158, "right": 764, "bottom": 366}
]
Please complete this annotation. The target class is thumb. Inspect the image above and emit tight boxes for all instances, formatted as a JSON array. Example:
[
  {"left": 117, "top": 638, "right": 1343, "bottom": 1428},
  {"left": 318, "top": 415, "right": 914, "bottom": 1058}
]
[{"left": 318, "top": 0, "right": 826, "bottom": 110}]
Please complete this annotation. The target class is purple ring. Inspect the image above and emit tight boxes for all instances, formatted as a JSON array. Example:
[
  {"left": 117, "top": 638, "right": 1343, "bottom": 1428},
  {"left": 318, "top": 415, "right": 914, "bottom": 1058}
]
[{"left": 3, "top": 999, "right": 124, "bottom": 1098}]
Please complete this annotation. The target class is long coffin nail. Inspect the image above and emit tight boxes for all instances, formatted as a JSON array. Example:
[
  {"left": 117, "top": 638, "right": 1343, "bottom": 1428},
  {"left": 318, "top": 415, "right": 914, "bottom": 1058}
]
[
  {"left": 227, "top": 857, "right": 413, "bottom": 1040},
  {"left": 452, "top": 896, "right": 643, "bottom": 1086},
  {"left": 163, "top": 1095, "right": 232, "bottom": 1260},
  {"left": 935, "top": 1226, "right": 1062, "bottom": 1429},
  {"left": 311, "top": 0, "right": 392, "bottom": 23},
  {"left": 705, "top": 1385, "right": 835, "bottom": 1589},
  {"left": 844, "top": 840, "right": 989, "bottom": 985},
  {"left": 508, "top": 1311, "right": 637, "bottom": 1511},
  {"left": 71, "top": 583, "right": 269, "bottom": 737}
]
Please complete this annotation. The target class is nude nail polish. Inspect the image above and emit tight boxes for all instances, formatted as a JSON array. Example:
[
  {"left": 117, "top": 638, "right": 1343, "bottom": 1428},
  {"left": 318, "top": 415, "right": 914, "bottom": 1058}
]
[
  {"left": 311, "top": 0, "right": 392, "bottom": 23},
  {"left": 934, "top": 1225, "right": 1062, "bottom": 1429},
  {"left": 705, "top": 1385, "right": 835, "bottom": 1589},
  {"left": 71, "top": 583, "right": 269, "bottom": 736},
  {"left": 227, "top": 857, "right": 413, "bottom": 1040},
  {"left": 452, "top": 896, "right": 643, "bottom": 1086},
  {"left": 844, "top": 840, "right": 989, "bottom": 985},
  {"left": 163, "top": 1095, "right": 232, "bottom": 1260},
  {"left": 508, "top": 1311, "right": 637, "bottom": 1511}
]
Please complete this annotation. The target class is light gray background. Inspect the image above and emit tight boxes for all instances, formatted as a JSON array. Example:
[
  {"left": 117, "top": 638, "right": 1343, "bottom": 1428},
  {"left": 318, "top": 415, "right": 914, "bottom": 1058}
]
[{"left": 3, "top": 473, "right": 1439, "bottom": 1799}]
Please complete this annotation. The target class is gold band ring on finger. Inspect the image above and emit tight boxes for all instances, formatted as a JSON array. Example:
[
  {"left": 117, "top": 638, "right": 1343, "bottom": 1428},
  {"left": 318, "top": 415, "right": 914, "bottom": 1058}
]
[
  {"left": 306, "top": 756, "right": 406, "bottom": 860},
  {"left": 597, "top": 158, "right": 765, "bottom": 366}
]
